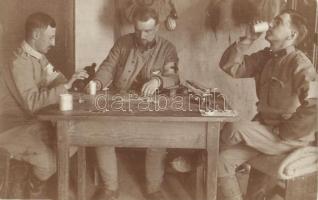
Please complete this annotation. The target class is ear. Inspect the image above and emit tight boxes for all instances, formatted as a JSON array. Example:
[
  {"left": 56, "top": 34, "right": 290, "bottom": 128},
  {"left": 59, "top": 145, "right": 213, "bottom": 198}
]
[
  {"left": 32, "top": 29, "right": 41, "bottom": 40},
  {"left": 289, "top": 30, "right": 297, "bottom": 41},
  {"left": 155, "top": 23, "right": 160, "bottom": 31}
]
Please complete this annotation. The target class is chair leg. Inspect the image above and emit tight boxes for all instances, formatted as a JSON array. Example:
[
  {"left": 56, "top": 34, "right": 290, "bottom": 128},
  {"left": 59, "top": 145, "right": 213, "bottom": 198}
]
[
  {"left": 285, "top": 173, "right": 318, "bottom": 200},
  {"left": 0, "top": 148, "right": 10, "bottom": 198}
]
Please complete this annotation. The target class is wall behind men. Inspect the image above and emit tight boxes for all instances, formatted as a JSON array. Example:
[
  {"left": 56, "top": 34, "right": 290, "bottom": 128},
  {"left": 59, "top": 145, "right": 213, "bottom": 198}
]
[
  {"left": 75, "top": 0, "right": 115, "bottom": 69},
  {"left": 75, "top": 0, "right": 273, "bottom": 120},
  {"left": 0, "top": 0, "right": 74, "bottom": 77},
  {"left": 158, "top": 0, "right": 268, "bottom": 119}
]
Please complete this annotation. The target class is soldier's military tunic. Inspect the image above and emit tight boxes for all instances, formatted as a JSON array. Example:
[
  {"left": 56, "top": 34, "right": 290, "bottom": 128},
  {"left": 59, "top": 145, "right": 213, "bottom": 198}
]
[
  {"left": 0, "top": 41, "right": 67, "bottom": 180},
  {"left": 218, "top": 42, "right": 318, "bottom": 199},
  {"left": 95, "top": 33, "right": 179, "bottom": 92},
  {"left": 93, "top": 33, "right": 180, "bottom": 193},
  {"left": 217, "top": 41, "right": 317, "bottom": 178}
]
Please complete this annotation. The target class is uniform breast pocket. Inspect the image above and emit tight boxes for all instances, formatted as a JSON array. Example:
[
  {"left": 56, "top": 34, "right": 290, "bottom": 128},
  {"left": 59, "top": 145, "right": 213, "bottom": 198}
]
[{"left": 268, "top": 77, "right": 291, "bottom": 108}]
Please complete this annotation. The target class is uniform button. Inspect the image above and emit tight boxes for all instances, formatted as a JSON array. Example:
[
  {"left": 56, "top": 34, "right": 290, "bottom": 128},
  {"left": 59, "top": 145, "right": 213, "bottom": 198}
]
[{"left": 128, "top": 70, "right": 131, "bottom": 73}]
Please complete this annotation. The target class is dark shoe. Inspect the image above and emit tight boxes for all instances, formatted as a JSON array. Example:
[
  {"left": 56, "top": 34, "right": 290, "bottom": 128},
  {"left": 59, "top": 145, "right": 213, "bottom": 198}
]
[
  {"left": 146, "top": 191, "right": 166, "bottom": 200},
  {"left": 91, "top": 188, "right": 118, "bottom": 200},
  {"left": 28, "top": 174, "right": 48, "bottom": 199}
]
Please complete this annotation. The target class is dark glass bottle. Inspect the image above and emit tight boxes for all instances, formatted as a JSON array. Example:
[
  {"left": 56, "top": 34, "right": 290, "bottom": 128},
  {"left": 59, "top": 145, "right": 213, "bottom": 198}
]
[{"left": 71, "top": 63, "right": 96, "bottom": 92}]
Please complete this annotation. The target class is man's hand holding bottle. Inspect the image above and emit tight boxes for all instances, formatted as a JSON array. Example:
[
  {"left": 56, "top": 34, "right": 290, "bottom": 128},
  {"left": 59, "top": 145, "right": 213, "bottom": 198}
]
[{"left": 64, "top": 70, "right": 89, "bottom": 90}]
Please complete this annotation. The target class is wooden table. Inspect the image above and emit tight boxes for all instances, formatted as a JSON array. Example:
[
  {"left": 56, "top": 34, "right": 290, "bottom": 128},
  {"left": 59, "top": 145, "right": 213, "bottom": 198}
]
[{"left": 37, "top": 94, "right": 238, "bottom": 200}]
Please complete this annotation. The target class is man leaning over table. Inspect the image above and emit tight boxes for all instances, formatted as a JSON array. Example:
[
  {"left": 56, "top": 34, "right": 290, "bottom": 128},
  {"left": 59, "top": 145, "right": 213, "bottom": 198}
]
[
  {"left": 91, "top": 6, "right": 179, "bottom": 200},
  {"left": 0, "top": 12, "right": 88, "bottom": 199},
  {"left": 217, "top": 9, "right": 317, "bottom": 200}
]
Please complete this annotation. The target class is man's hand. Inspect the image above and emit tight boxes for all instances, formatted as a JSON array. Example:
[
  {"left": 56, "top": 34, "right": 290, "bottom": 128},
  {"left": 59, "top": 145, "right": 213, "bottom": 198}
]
[
  {"left": 241, "top": 21, "right": 265, "bottom": 44},
  {"left": 64, "top": 69, "right": 89, "bottom": 90},
  {"left": 141, "top": 78, "right": 161, "bottom": 96}
]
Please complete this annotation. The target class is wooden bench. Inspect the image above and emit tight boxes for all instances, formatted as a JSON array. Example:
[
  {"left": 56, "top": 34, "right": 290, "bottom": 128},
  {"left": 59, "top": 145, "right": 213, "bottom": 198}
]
[{"left": 0, "top": 148, "right": 10, "bottom": 198}]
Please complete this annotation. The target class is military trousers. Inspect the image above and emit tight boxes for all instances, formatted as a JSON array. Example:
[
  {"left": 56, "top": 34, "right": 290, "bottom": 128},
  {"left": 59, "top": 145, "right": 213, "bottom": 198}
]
[
  {"left": 0, "top": 122, "right": 77, "bottom": 181},
  {"left": 95, "top": 146, "right": 167, "bottom": 193},
  {"left": 217, "top": 120, "right": 311, "bottom": 200}
]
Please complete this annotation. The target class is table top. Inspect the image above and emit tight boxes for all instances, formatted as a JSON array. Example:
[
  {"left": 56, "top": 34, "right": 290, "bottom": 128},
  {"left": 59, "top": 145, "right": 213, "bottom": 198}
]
[{"left": 37, "top": 92, "right": 238, "bottom": 122}]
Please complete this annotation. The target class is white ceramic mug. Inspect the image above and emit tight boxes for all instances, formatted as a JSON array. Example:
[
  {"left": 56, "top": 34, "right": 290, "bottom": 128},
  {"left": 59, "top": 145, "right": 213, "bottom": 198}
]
[
  {"left": 89, "top": 80, "right": 97, "bottom": 95},
  {"left": 59, "top": 94, "right": 73, "bottom": 111},
  {"left": 253, "top": 22, "right": 269, "bottom": 33}
]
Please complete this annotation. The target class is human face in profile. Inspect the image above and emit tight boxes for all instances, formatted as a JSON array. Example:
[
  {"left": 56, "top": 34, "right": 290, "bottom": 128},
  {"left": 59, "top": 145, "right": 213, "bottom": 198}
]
[
  {"left": 265, "top": 13, "right": 296, "bottom": 46},
  {"left": 34, "top": 25, "right": 56, "bottom": 54},
  {"left": 134, "top": 18, "right": 159, "bottom": 47}
]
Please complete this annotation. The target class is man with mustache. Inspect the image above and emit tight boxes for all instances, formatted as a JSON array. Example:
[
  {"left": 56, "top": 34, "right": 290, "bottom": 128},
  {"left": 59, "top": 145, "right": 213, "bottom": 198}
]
[
  {"left": 218, "top": 9, "right": 317, "bottom": 200},
  {"left": 0, "top": 12, "right": 88, "bottom": 198},
  {"left": 92, "top": 6, "right": 179, "bottom": 200}
]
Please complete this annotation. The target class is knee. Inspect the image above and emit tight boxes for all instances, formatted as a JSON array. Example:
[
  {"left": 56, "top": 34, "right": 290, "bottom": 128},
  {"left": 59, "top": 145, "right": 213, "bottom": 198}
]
[
  {"left": 32, "top": 151, "right": 56, "bottom": 181},
  {"left": 96, "top": 146, "right": 115, "bottom": 154},
  {"left": 222, "top": 122, "right": 244, "bottom": 135},
  {"left": 146, "top": 148, "right": 167, "bottom": 164},
  {"left": 221, "top": 122, "right": 245, "bottom": 145}
]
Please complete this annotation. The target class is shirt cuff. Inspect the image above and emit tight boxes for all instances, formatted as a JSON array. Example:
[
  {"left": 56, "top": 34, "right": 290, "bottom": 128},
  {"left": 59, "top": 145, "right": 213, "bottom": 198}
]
[
  {"left": 63, "top": 83, "right": 71, "bottom": 90},
  {"left": 152, "top": 76, "right": 162, "bottom": 88}
]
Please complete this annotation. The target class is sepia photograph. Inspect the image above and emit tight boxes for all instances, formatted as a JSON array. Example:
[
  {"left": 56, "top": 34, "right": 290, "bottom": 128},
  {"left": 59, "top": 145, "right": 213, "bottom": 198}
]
[{"left": 0, "top": 0, "right": 317, "bottom": 200}]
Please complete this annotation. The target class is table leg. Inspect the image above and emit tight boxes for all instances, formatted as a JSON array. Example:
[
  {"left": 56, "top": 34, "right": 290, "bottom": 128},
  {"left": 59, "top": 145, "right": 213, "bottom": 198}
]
[
  {"left": 57, "top": 120, "right": 71, "bottom": 200},
  {"left": 195, "top": 157, "right": 205, "bottom": 200},
  {"left": 205, "top": 122, "right": 220, "bottom": 200},
  {"left": 77, "top": 147, "right": 86, "bottom": 200}
]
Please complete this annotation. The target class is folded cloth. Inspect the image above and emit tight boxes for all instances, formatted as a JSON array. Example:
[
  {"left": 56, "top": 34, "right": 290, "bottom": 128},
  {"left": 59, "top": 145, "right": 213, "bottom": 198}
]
[
  {"left": 279, "top": 146, "right": 318, "bottom": 179},
  {"left": 249, "top": 146, "right": 318, "bottom": 180}
]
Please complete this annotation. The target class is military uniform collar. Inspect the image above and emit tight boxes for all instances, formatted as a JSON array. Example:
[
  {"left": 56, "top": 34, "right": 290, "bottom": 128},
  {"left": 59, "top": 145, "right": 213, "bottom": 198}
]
[
  {"left": 267, "top": 45, "right": 295, "bottom": 58},
  {"left": 21, "top": 41, "right": 44, "bottom": 60}
]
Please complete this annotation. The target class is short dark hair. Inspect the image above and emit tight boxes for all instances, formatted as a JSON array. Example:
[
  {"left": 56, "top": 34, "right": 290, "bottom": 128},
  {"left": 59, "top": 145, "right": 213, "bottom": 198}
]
[
  {"left": 281, "top": 9, "right": 308, "bottom": 46},
  {"left": 25, "top": 12, "right": 56, "bottom": 39},
  {"left": 132, "top": 6, "right": 159, "bottom": 25}
]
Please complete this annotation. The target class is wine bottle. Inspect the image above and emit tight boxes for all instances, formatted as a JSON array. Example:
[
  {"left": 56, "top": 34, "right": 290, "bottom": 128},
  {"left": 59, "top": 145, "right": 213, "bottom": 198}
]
[{"left": 71, "top": 63, "right": 96, "bottom": 92}]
